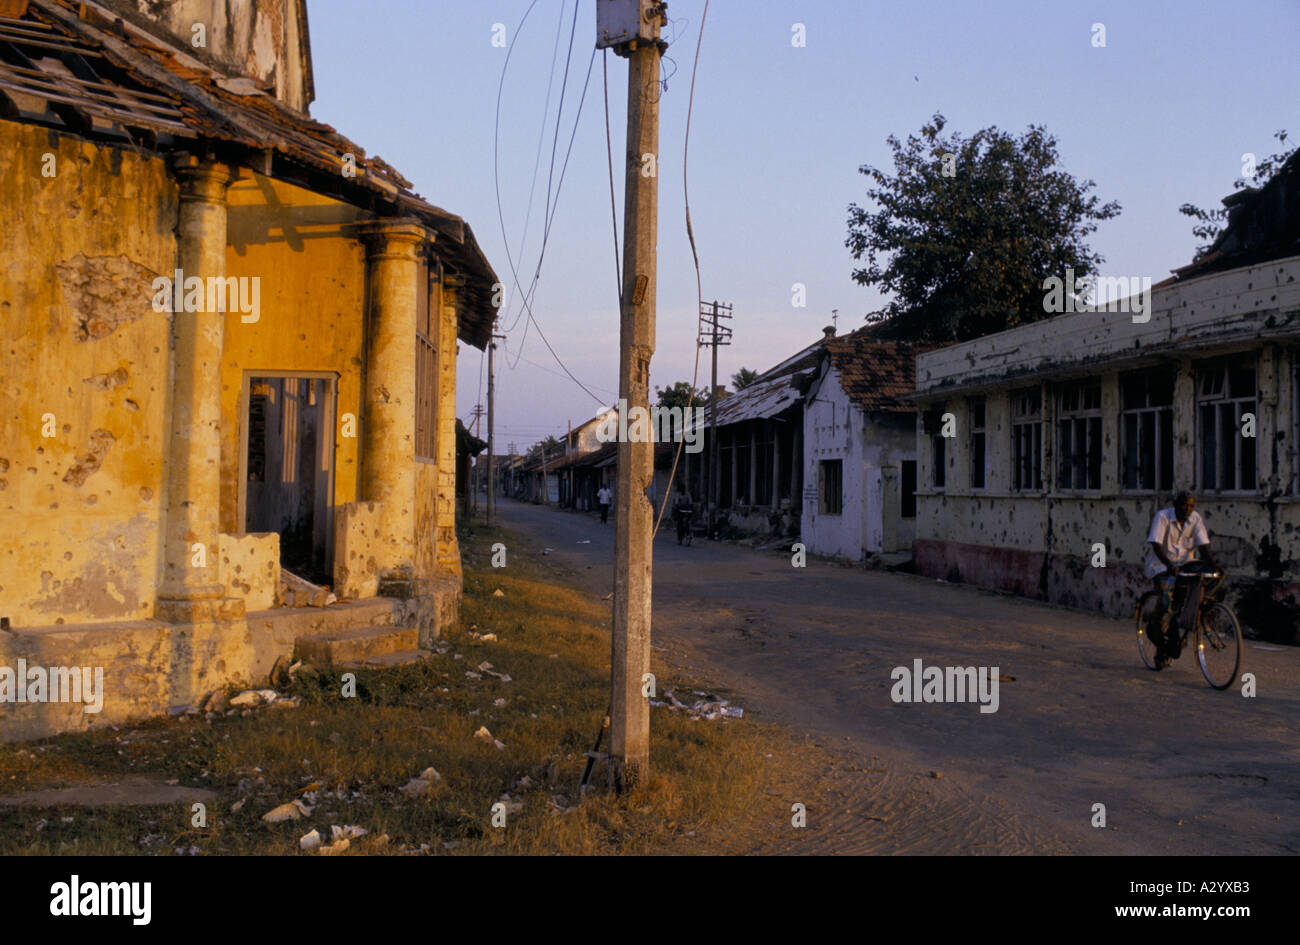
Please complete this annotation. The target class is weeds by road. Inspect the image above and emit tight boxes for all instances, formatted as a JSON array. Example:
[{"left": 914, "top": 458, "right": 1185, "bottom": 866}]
[{"left": 0, "top": 520, "right": 824, "bottom": 855}]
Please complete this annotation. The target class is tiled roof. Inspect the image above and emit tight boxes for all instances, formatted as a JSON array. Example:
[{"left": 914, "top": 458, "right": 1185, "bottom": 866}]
[
  {"left": 1, "top": 0, "right": 499, "bottom": 347},
  {"left": 823, "top": 333, "right": 928, "bottom": 413}
]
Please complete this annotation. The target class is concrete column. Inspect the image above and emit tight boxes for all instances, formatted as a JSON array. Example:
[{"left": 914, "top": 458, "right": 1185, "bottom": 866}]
[
  {"left": 1258, "top": 344, "right": 1279, "bottom": 495},
  {"left": 1172, "top": 360, "right": 1196, "bottom": 491},
  {"left": 771, "top": 420, "right": 781, "bottom": 512},
  {"left": 728, "top": 427, "right": 737, "bottom": 508},
  {"left": 157, "top": 155, "right": 239, "bottom": 622},
  {"left": 1100, "top": 372, "right": 1120, "bottom": 492},
  {"left": 749, "top": 424, "right": 758, "bottom": 506},
  {"left": 436, "top": 277, "right": 464, "bottom": 577},
  {"left": 359, "top": 218, "right": 430, "bottom": 580},
  {"left": 793, "top": 414, "right": 803, "bottom": 514},
  {"left": 1278, "top": 348, "right": 1296, "bottom": 492}
]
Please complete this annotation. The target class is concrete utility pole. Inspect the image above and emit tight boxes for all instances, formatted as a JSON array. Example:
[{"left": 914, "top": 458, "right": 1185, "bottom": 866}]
[
  {"left": 487, "top": 329, "right": 504, "bottom": 526},
  {"left": 600, "top": 0, "right": 667, "bottom": 791}
]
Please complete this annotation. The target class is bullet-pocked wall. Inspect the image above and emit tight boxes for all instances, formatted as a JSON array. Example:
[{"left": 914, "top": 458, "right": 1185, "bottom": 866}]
[
  {"left": 220, "top": 172, "right": 369, "bottom": 541},
  {"left": 914, "top": 257, "right": 1300, "bottom": 631},
  {"left": 0, "top": 122, "right": 176, "bottom": 628}
]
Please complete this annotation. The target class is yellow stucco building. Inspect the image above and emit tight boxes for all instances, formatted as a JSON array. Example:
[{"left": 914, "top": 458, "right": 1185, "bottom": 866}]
[{"left": 0, "top": 0, "right": 498, "bottom": 739}]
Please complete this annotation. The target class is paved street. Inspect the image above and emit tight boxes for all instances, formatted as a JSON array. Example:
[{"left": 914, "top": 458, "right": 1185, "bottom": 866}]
[{"left": 494, "top": 497, "right": 1300, "bottom": 855}]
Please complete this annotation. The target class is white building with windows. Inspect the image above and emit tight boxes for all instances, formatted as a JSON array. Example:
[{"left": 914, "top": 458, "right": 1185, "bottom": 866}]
[
  {"left": 912, "top": 253, "right": 1300, "bottom": 637},
  {"left": 801, "top": 334, "right": 923, "bottom": 560}
]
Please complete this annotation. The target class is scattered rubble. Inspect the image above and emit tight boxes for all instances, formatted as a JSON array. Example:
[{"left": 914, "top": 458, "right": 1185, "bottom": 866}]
[
  {"left": 229, "top": 689, "right": 278, "bottom": 708},
  {"left": 473, "top": 726, "right": 506, "bottom": 750},
  {"left": 477, "top": 661, "right": 512, "bottom": 683},
  {"left": 650, "top": 689, "right": 744, "bottom": 721},
  {"left": 261, "top": 798, "right": 313, "bottom": 823},
  {"left": 399, "top": 767, "right": 442, "bottom": 798}
]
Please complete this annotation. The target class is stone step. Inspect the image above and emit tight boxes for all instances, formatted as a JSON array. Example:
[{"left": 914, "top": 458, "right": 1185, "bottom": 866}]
[
  {"left": 293, "top": 625, "right": 418, "bottom": 669},
  {"left": 279, "top": 569, "right": 336, "bottom": 608},
  {"left": 339, "top": 649, "right": 433, "bottom": 671}
]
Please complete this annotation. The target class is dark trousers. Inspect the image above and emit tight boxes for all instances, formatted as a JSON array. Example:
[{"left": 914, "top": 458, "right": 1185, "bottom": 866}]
[
  {"left": 599, "top": 502, "right": 609, "bottom": 524},
  {"left": 1153, "top": 575, "right": 1179, "bottom": 655}
]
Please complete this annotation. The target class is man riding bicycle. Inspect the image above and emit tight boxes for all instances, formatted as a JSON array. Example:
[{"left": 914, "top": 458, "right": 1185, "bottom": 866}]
[
  {"left": 671, "top": 486, "right": 694, "bottom": 545},
  {"left": 1145, "top": 490, "right": 1219, "bottom": 670}
]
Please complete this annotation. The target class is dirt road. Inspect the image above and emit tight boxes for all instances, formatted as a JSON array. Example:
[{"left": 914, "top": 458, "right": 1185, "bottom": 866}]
[{"left": 493, "top": 497, "right": 1300, "bottom": 855}]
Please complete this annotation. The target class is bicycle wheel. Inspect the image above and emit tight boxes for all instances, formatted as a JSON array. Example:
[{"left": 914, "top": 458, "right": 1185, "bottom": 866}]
[
  {"left": 1135, "top": 592, "right": 1161, "bottom": 670},
  {"left": 1196, "top": 601, "right": 1242, "bottom": 690}
]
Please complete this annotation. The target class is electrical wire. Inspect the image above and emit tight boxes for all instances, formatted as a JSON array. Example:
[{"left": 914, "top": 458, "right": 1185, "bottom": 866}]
[
  {"left": 652, "top": 0, "right": 711, "bottom": 540},
  {"left": 506, "top": 0, "right": 568, "bottom": 331},
  {"left": 603, "top": 49, "right": 622, "bottom": 300},
  {"left": 491, "top": 0, "right": 608, "bottom": 407}
]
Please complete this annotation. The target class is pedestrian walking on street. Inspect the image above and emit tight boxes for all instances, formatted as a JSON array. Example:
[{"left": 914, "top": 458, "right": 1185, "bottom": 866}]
[{"left": 597, "top": 484, "right": 612, "bottom": 524}]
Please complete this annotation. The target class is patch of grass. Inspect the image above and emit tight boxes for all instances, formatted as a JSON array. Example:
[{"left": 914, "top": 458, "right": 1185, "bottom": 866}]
[{"left": 0, "top": 520, "right": 821, "bottom": 855}]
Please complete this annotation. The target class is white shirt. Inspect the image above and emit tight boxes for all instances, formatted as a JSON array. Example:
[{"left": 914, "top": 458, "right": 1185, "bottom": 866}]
[
  {"left": 597, "top": 488, "right": 612, "bottom": 504},
  {"left": 1144, "top": 508, "right": 1210, "bottom": 578}
]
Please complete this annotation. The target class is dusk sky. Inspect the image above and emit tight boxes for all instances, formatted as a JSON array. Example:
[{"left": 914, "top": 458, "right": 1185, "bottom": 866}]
[{"left": 308, "top": 0, "right": 1300, "bottom": 452}]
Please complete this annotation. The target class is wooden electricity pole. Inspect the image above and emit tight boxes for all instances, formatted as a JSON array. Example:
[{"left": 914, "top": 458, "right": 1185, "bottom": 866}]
[
  {"left": 487, "top": 328, "right": 504, "bottom": 527},
  {"left": 698, "top": 300, "right": 731, "bottom": 538},
  {"left": 604, "top": 0, "right": 666, "bottom": 792}
]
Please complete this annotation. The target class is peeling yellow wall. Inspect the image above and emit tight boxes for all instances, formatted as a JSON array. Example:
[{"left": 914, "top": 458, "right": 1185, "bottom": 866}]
[
  {"left": 220, "top": 173, "right": 368, "bottom": 535},
  {"left": 0, "top": 122, "right": 175, "bottom": 627},
  {"left": 415, "top": 460, "right": 438, "bottom": 581}
]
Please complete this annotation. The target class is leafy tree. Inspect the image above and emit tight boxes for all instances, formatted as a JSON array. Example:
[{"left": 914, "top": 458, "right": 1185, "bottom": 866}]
[
  {"left": 654, "top": 381, "right": 703, "bottom": 411},
  {"left": 846, "top": 113, "right": 1120, "bottom": 342},
  {"left": 1180, "top": 130, "right": 1293, "bottom": 259},
  {"left": 527, "top": 435, "right": 562, "bottom": 464},
  {"left": 731, "top": 367, "right": 760, "bottom": 390},
  {"left": 654, "top": 381, "right": 705, "bottom": 440}
]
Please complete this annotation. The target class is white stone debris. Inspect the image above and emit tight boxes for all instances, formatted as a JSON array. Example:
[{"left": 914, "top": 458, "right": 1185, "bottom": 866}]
[
  {"left": 332, "top": 824, "right": 367, "bottom": 841},
  {"left": 399, "top": 767, "right": 442, "bottom": 798},
  {"left": 230, "top": 689, "right": 278, "bottom": 708},
  {"left": 261, "top": 798, "right": 313, "bottom": 823},
  {"left": 299, "top": 828, "right": 321, "bottom": 851},
  {"left": 477, "top": 660, "right": 512, "bottom": 683},
  {"left": 653, "top": 689, "right": 744, "bottom": 721}
]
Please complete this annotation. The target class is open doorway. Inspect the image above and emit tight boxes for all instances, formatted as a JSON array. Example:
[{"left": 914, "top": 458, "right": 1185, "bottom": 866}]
[{"left": 241, "top": 374, "right": 337, "bottom": 585}]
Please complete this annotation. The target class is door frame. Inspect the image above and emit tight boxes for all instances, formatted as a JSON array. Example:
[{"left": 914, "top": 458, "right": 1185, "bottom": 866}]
[{"left": 237, "top": 370, "right": 339, "bottom": 576}]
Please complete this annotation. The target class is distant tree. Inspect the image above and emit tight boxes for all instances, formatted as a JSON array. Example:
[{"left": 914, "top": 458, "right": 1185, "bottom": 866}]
[
  {"left": 731, "top": 367, "right": 760, "bottom": 390},
  {"left": 654, "top": 381, "right": 703, "bottom": 411},
  {"left": 654, "top": 381, "right": 705, "bottom": 440},
  {"left": 846, "top": 113, "right": 1121, "bottom": 342},
  {"left": 1180, "top": 130, "right": 1294, "bottom": 259},
  {"left": 527, "top": 435, "right": 562, "bottom": 464}
]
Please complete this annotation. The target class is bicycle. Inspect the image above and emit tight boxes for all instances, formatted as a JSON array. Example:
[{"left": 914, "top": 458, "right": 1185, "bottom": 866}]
[
  {"left": 1135, "top": 567, "right": 1242, "bottom": 690},
  {"left": 674, "top": 506, "right": 694, "bottom": 546}
]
